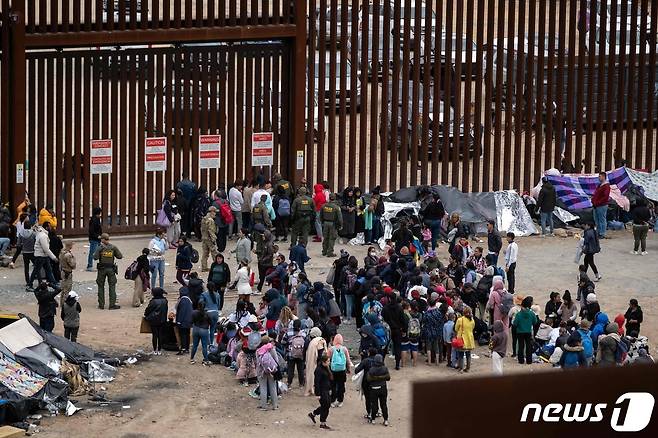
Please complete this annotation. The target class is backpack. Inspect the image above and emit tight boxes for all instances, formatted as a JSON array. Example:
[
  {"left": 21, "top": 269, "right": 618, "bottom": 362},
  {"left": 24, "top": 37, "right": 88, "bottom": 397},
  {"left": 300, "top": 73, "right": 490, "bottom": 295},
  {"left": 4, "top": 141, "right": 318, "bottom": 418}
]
[
  {"left": 476, "top": 275, "right": 492, "bottom": 304},
  {"left": 124, "top": 260, "right": 139, "bottom": 280},
  {"left": 373, "top": 325, "right": 388, "bottom": 348},
  {"left": 190, "top": 248, "right": 200, "bottom": 264},
  {"left": 408, "top": 317, "right": 421, "bottom": 338},
  {"left": 259, "top": 350, "right": 279, "bottom": 375},
  {"left": 472, "top": 272, "right": 483, "bottom": 288},
  {"left": 219, "top": 202, "right": 234, "bottom": 225},
  {"left": 289, "top": 334, "right": 305, "bottom": 360},
  {"left": 345, "top": 270, "right": 357, "bottom": 294},
  {"left": 615, "top": 337, "right": 629, "bottom": 364},
  {"left": 494, "top": 266, "right": 506, "bottom": 280},
  {"left": 330, "top": 346, "right": 347, "bottom": 372},
  {"left": 277, "top": 198, "right": 291, "bottom": 217},
  {"left": 498, "top": 291, "right": 514, "bottom": 316}
]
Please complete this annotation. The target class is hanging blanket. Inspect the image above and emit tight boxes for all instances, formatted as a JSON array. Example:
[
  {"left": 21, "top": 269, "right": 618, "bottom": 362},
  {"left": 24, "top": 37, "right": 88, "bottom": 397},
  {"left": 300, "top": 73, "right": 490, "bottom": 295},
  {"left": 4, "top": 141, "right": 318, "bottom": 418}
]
[{"left": 545, "top": 167, "right": 632, "bottom": 211}]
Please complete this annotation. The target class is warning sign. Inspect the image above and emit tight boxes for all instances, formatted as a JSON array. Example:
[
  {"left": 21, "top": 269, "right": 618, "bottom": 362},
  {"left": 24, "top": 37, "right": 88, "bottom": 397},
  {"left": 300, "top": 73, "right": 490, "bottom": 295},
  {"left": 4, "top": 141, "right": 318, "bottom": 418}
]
[
  {"left": 90, "top": 139, "right": 113, "bottom": 174},
  {"left": 199, "top": 134, "right": 221, "bottom": 169},
  {"left": 145, "top": 137, "right": 167, "bottom": 172},
  {"left": 251, "top": 132, "right": 274, "bottom": 167}
]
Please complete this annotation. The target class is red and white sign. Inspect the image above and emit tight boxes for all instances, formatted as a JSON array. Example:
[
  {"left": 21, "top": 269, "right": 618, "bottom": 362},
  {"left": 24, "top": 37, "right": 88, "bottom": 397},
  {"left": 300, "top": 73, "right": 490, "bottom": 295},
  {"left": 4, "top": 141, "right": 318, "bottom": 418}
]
[
  {"left": 90, "top": 139, "right": 113, "bottom": 174},
  {"left": 251, "top": 132, "right": 274, "bottom": 167},
  {"left": 199, "top": 134, "right": 221, "bottom": 169},
  {"left": 145, "top": 137, "right": 167, "bottom": 172}
]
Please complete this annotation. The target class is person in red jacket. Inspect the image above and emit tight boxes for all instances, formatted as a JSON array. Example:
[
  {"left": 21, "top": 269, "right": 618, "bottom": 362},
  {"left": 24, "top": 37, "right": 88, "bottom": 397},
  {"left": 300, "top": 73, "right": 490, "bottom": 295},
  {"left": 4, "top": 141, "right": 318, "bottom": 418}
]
[
  {"left": 312, "top": 184, "right": 327, "bottom": 243},
  {"left": 591, "top": 172, "right": 611, "bottom": 239}
]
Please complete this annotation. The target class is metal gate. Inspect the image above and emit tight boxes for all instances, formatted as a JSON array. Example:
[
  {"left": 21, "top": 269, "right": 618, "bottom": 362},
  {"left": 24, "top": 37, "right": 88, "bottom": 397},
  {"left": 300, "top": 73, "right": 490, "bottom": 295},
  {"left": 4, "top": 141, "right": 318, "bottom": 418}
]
[{"left": 25, "top": 43, "right": 289, "bottom": 234}]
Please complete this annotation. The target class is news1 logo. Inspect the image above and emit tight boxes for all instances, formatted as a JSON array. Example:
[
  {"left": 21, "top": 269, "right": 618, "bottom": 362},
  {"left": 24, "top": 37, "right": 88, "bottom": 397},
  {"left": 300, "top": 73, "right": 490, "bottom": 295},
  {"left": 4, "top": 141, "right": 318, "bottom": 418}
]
[{"left": 520, "top": 392, "right": 655, "bottom": 432}]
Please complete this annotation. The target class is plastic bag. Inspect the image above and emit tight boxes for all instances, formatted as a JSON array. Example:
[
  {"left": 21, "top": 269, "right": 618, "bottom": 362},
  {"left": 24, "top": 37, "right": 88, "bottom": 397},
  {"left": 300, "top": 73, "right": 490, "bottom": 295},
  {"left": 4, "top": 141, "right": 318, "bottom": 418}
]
[{"left": 351, "top": 369, "right": 364, "bottom": 391}]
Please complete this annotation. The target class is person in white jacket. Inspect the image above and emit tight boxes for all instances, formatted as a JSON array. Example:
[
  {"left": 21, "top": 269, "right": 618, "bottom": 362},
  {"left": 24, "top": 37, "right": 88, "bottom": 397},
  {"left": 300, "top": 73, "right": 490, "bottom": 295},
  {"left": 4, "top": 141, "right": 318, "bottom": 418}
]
[
  {"left": 30, "top": 224, "right": 59, "bottom": 289},
  {"left": 234, "top": 259, "right": 253, "bottom": 302}
]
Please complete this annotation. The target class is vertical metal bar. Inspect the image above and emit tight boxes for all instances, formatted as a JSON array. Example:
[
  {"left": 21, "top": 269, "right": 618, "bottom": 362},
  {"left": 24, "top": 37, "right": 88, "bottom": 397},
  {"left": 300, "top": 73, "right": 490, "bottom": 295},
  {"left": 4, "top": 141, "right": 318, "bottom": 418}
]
[
  {"left": 27, "top": 0, "right": 35, "bottom": 32},
  {"left": 136, "top": 50, "right": 146, "bottom": 225},
  {"left": 574, "top": 0, "right": 586, "bottom": 171},
  {"left": 452, "top": 0, "right": 464, "bottom": 189},
  {"left": 82, "top": 55, "right": 91, "bottom": 228},
  {"left": 145, "top": 51, "right": 155, "bottom": 224},
  {"left": 61, "top": 0, "right": 69, "bottom": 32},
  {"left": 128, "top": 52, "right": 137, "bottom": 225},
  {"left": 585, "top": 0, "right": 597, "bottom": 172},
  {"left": 229, "top": 0, "right": 236, "bottom": 26},
  {"left": 431, "top": 0, "right": 444, "bottom": 186},
  {"left": 524, "top": 0, "right": 536, "bottom": 191},
  {"left": 317, "top": 0, "right": 327, "bottom": 183},
  {"left": 74, "top": 56, "right": 83, "bottom": 229},
  {"left": 400, "top": 0, "right": 412, "bottom": 189},
  {"left": 227, "top": 48, "right": 236, "bottom": 185},
  {"left": 635, "top": 0, "right": 648, "bottom": 168},
  {"left": 280, "top": 46, "right": 290, "bottom": 177},
  {"left": 83, "top": 0, "right": 92, "bottom": 31},
  {"left": 502, "top": 0, "right": 516, "bottom": 189},
  {"left": 595, "top": 0, "right": 608, "bottom": 172},
  {"left": 554, "top": 0, "right": 567, "bottom": 170},
  {"left": 645, "top": 0, "right": 658, "bottom": 169},
  {"left": 55, "top": 55, "right": 64, "bottom": 228},
  {"left": 119, "top": 51, "right": 128, "bottom": 227},
  {"left": 380, "top": 0, "right": 392, "bottom": 188},
  {"left": 37, "top": 57, "right": 46, "bottom": 210},
  {"left": 46, "top": 56, "right": 55, "bottom": 211},
  {"left": 163, "top": 0, "right": 171, "bottom": 28},
  {"left": 50, "top": 0, "right": 58, "bottom": 33},
  {"left": 273, "top": 0, "right": 280, "bottom": 24},
  {"left": 197, "top": 0, "right": 204, "bottom": 27},
  {"left": 471, "top": 0, "right": 484, "bottom": 191},
  {"left": 236, "top": 49, "right": 245, "bottom": 182},
  {"left": 347, "top": 1, "right": 358, "bottom": 187},
  {"left": 174, "top": 0, "right": 182, "bottom": 28},
  {"left": 91, "top": 53, "right": 100, "bottom": 220},
  {"left": 605, "top": 1, "right": 618, "bottom": 170},
  {"left": 513, "top": 0, "right": 525, "bottom": 190},
  {"left": 63, "top": 58, "right": 72, "bottom": 229},
  {"left": 96, "top": 0, "right": 104, "bottom": 31},
  {"left": 420, "top": 0, "right": 433, "bottom": 186},
  {"left": 534, "top": 0, "right": 546, "bottom": 180},
  {"left": 208, "top": 50, "right": 218, "bottom": 190},
  {"left": 545, "top": 0, "right": 557, "bottom": 173},
  {"left": 462, "top": 0, "right": 475, "bottom": 191},
  {"left": 410, "top": 0, "right": 422, "bottom": 187},
  {"left": 240, "top": 0, "right": 248, "bottom": 26},
  {"left": 101, "top": 52, "right": 110, "bottom": 225},
  {"left": 482, "top": 0, "right": 494, "bottom": 191},
  {"left": 254, "top": 52, "right": 263, "bottom": 176},
  {"left": 615, "top": 0, "right": 628, "bottom": 166},
  {"left": 110, "top": 51, "right": 119, "bottom": 226},
  {"left": 218, "top": 0, "right": 226, "bottom": 26},
  {"left": 182, "top": 50, "right": 192, "bottom": 181},
  {"left": 244, "top": 52, "right": 254, "bottom": 182},
  {"left": 327, "top": 0, "right": 337, "bottom": 187},
  {"left": 39, "top": 0, "right": 47, "bottom": 32},
  {"left": 337, "top": 0, "right": 349, "bottom": 189},
  {"left": 389, "top": 0, "right": 401, "bottom": 190},
  {"left": 306, "top": 0, "right": 317, "bottom": 184},
  {"left": 185, "top": 0, "right": 193, "bottom": 27},
  {"left": 190, "top": 51, "right": 200, "bottom": 186},
  {"left": 626, "top": 0, "right": 639, "bottom": 167},
  {"left": 28, "top": 57, "right": 37, "bottom": 218},
  {"left": 493, "top": 0, "right": 506, "bottom": 190}
]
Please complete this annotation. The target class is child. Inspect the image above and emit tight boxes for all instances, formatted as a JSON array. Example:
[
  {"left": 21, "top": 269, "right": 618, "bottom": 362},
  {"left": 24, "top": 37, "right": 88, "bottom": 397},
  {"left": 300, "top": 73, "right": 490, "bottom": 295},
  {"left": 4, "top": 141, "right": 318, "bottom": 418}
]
[
  {"left": 504, "top": 232, "right": 518, "bottom": 293},
  {"left": 366, "top": 354, "right": 391, "bottom": 426},
  {"left": 285, "top": 319, "right": 307, "bottom": 388},
  {"left": 61, "top": 291, "right": 82, "bottom": 342},
  {"left": 34, "top": 281, "right": 60, "bottom": 332},
  {"left": 59, "top": 241, "right": 76, "bottom": 307},
  {"left": 442, "top": 311, "right": 456, "bottom": 367},
  {"left": 490, "top": 320, "right": 507, "bottom": 375}
]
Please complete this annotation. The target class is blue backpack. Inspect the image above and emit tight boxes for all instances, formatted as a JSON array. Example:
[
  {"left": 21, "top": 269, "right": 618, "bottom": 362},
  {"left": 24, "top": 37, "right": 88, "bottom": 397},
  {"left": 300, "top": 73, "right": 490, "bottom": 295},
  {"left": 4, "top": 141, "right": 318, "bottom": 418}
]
[
  {"left": 277, "top": 198, "right": 291, "bottom": 217},
  {"left": 373, "top": 325, "right": 388, "bottom": 348},
  {"left": 330, "top": 346, "right": 347, "bottom": 372}
]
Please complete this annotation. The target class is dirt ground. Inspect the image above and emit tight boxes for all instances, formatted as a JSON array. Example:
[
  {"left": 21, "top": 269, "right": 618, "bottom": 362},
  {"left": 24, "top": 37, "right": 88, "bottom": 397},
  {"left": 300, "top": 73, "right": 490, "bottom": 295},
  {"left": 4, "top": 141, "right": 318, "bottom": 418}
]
[{"left": 1, "top": 227, "right": 656, "bottom": 438}]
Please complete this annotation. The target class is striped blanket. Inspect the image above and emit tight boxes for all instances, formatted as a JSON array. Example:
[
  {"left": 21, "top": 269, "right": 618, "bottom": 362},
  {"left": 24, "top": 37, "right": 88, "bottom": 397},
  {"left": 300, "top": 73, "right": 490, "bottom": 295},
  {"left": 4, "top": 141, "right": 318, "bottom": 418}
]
[{"left": 545, "top": 167, "right": 632, "bottom": 211}]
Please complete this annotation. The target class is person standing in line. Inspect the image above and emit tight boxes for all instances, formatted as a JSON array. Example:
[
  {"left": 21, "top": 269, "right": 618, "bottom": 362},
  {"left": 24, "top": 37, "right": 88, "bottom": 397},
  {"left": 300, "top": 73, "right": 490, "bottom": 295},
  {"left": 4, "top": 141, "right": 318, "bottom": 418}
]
[
  {"left": 10, "top": 217, "right": 36, "bottom": 290},
  {"left": 242, "top": 180, "right": 257, "bottom": 231},
  {"left": 455, "top": 306, "right": 476, "bottom": 373},
  {"left": 312, "top": 183, "right": 327, "bottom": 242},
  {"left": 210, "top": 190, "right": 230, "bottom": 253},
  {"left": 582, "top": 222, "right": 602, "bottom": 281},
  {"left": 624, "top": 299, "right": 643, "bottom": 336},
  {"left": 308, "top": 353, "right": 333, "bottom": 429},
  {"left": 208, "top": 253, "right": 231, "bottom": 310},
  {"left": 537, "top": 177, "right": 557, "bottom": 237},
  {"left": 504, "top": 232, "right": 518, "bottom": 293},
  {"left": 175, "top": 287, "right": 193, "bottom": 355},
  {"left": 200, "top": 206, "right": 218, "bottom": 272},
  {"left": 252, "top": 194, "right": 272, "bottom": 229},
  {"left": 321, "top": 193, "right": 343, "bottom": 257},
  {"left": 86, "top": 207, "right": 102, "bottom": 271},
  {"left": 144, "top": 287, "right": 168, "bottom": 355},
  {"left": 30, "top": 224, "right": 59, "bottom": 288},
  {"left": 273, "top": 190, "right": 292, "bottom": 242},
  {"left": 228, "top": 180, "right": 244, "bottom": 239},
  {"left": 256, "top": 336, "right": 280, "bottom": 411},
  {"left": 256, "top": 230, "right": 275, "bottom": 293},
  {"left": 490, "top": 320, "right": 508, "bottom": 375},
  {"left": 289, "top": 237, "right": 311, "bottom": 273},
  {"left": 290, "top": 187, "right": 315, "bottom": 248},
  {"left": 233, "top": 228, "right": 252, "bottom": 267},
  {"left": 513, "top": 296, "right": 537, "bottom": 365},
  {"left": 34, "top": 281, "right": 60, "bottom": 332},
  {"left": 486, "top": 220, "right": 503, "bottom": 266},
  {"left": 366, "top": 354, "right": 391, "bottom": 426},
  {"left": 175, "top": 236, "right": 194, "bottom": 286},
  {"left": 148, "top": 229, "right": 167, "bottom": 289},
  {"left": 93, "top": 233, "right": 123, "bottom": 310},
  {"left": 132, "top": 248, "right": 151, "bottom": 307},
  {"left": 58, "top": 241, "right": 76, "bottom": 307},
  {"left": 327, "top": 334, "right": 353, "bottom": 408},
  {"left": 176, "top": 171, "right": 197, "bottom": 239},
  {"left": 162, "top": 190, "right": 181, "bottom": 249},
  {"left": 421, "top": 194, "right": 446, "bottom": 250},
  {"left": 44, "top": 222, "right": 63, "bottom": 283},
  {"left": 630, "top": 199, "right": 650, "bottom": 255},
  {"left": 189, "top": 302, "right": 211, "bottom": 365},
  {"left": 285, "top": 319, "right": 307, "bottom": 388},
  {"left": 61, "top": 291, "right": 82, "bottom": 343},
  {"left": 591, "top": 171, "right": 610, "bottom": 239}
]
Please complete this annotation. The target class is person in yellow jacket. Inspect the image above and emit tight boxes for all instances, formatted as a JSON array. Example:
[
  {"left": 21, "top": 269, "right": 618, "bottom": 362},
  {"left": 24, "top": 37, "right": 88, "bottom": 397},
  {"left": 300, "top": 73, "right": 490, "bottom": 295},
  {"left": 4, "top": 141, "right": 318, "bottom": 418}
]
[
  {"left": 455, "top": 306, "right": 476, "bottom": 373},
  {"left": 38, "top": 204, "right": 58, "bottom": 229}
]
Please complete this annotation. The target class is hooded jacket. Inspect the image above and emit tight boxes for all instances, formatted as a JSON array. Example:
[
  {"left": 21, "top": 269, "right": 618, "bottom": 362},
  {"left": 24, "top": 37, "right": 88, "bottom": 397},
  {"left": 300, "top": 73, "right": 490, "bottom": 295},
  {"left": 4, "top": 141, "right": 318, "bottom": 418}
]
[
  {"left": 491, "top": 320, "right": 508, "bottom": 357},
  {"left": 33, "top": 227, "right": 56, "bottom": 260},
  {"left": 61, "top": 295, "right": 82, "bottom": 328},
  {"left": 265, "top": 289, "right": 286, "bottom": 321},
  {"left": 576, "top": 328, "right": 594, "bottom": 359},
  {"left": 187, "top": 277, "right": 204, "bottom": 307},
  {"left": 537, "top": 181, "right": 557, "bottom": 212},
  {"left": 289, "top": 244, "right": 310, "bottom": 273},
  {"left": 144, "top": 292, "right": 168, "bottom": 326},
  {"left": 597, "top": 322, "right": 620, "bottom": 365},
  {"left": 381, "top": 301, "right": 408, "bottom": 332},
  {"left": 313, "top": 184, "right": 327, "bottom": 211},
  {"left": 560, "top": 334, "right": 587, "bottom": 368},
  {"left": 590, "top": 312, "right": 610, "bottom": 351},
  {"left": 175, "top": 289, "right": 194, "bottom": 329},
  {"left": 366, "top": 355, "right": 391, "bottom": 390},
  {"left": 34, "top": 284, "right": 60, "bottom": 319},
  {"left": 38, "top": 208, "right": 58, "bottom": 228}
]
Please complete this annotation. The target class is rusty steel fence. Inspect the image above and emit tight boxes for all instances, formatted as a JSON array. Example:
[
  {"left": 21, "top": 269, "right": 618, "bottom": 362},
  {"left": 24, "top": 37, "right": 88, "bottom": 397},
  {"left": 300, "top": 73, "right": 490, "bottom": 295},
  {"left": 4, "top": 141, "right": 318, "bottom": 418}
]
[
  {"left": 304, "top": 0, "right": 658, "bottom": 193},
  {"left": 1, "top": 1, "right": 658, "bottom": 235}
]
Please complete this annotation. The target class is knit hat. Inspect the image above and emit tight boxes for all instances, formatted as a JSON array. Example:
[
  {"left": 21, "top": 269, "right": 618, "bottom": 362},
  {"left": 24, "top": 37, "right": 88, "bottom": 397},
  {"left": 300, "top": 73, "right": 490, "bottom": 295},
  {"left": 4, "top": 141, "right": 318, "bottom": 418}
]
[
  {"left": 310, "top": 327, "right": 322, "bottom": 338},
  {"left": 586, "top": 293, "right": 597, "bottom": 304},
  {"left": 383, "top": 286, "right": 393, "bottom": 295},
  {"left": 605, "top": 322, "right": 619, "bottom": 335},
  {"left": 374, "top": 354, "right": 384, "bottom": 365},
  {"left": 579, "top": 319, "right": 592, "bottom": 329},
  {"left": 67, "top": 291, "right": 79, "bottom": 301},
  {"left": 340, "top": 249, "right": 350, "bottom": 258}
]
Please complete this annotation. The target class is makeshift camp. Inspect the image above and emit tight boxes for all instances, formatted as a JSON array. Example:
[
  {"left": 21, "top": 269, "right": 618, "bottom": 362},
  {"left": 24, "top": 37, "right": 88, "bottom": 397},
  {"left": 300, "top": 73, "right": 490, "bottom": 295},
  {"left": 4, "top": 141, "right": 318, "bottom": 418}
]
[
  {"left": 0, "top": 315, "right": 117, "bottom": 425},
  {"left": 386, "top": 185, "right": 538, "bottom": 237}
]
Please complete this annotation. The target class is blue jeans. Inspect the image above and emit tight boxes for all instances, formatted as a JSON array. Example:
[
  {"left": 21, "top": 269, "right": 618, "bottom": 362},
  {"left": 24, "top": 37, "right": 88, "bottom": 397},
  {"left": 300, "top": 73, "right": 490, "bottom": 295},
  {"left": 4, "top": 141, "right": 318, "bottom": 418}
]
[
  {"left": 345, "top": 294, "right": 355, "bottom": 320},
  {"left": 87, "top": 239, "right": 100, "bottom": 269},
  {"left": 150, "top": 259, "right": 165, "bottom": 289},
  {"left": 540, "top": 211, "right": 554, "bottom": 235},
  {"left": 190, "top": 326, "right": 209, "bottom": 361},
  {"left": 207, "top": 311, "right": 219, "bottom": 346},
  {"left": 425, "top": 219, "right": 442, "bottom": 249},
  {"left": 0, "top": 237, "right": 10, "bottom": 255},
  {"left": 488, "top": 253, "right": 499, "bottom": 266},
  {"left": 30, "top": 256, "right": 57, "bottom": 286},
  {"left": 594, "top": 205, "right": 608, "bottom": 237}
]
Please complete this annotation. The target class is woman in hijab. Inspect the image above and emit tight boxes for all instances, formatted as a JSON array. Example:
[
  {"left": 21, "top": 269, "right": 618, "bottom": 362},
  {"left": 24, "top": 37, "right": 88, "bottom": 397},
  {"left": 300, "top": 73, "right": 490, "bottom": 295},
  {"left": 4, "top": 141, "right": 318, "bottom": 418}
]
[
  {"left": 485, "top": 276, "right": 509, "bottom": 329},
  {"left": 339, "top": 187, "right": 357, "bottom": 240},
  {"left": 304, "top": 327, "right": 328, "bottom": 396}
]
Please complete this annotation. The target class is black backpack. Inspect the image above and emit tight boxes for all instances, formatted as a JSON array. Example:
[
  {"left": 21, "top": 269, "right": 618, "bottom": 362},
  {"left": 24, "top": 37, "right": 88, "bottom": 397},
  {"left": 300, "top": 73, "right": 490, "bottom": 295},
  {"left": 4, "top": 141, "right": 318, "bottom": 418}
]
[{"left": 476, "top": 275, "right": 493, "bottom": 304}]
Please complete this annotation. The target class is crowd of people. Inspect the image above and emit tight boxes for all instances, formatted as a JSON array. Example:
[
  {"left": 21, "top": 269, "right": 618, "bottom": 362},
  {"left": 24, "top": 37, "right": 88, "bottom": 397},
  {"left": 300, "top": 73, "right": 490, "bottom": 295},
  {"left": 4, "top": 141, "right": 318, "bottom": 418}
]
[{"left": 1, "top": 169, "right": 655, "bottom": 430}]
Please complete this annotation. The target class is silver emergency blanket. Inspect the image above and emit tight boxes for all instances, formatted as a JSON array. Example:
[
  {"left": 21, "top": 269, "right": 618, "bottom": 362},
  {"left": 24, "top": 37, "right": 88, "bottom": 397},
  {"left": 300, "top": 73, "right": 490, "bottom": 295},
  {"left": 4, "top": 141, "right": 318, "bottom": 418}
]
[
  {"left": 626, "top": 168, "right": 658, "bottom": 202},
  {"left": 554, "top": 206, "right": 579, "bottom": 224},
  {"left": 494, "top": 191, "right": 537, "bottom": 237}
]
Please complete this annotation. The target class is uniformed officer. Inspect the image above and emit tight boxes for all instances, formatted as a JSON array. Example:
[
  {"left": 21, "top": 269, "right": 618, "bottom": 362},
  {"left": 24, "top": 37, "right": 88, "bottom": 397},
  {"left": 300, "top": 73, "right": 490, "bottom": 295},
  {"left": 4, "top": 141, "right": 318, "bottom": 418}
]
[
  {"left": 252, "top": 194, "right": 272, "bottom": 228},
  {"left": 93, "top": 233, "right": 123, "bottom": 310},
  {"left": 290, "top": 187, "right": 314, "bottom": 247},
  {"left": 321, "top": 193, "right": 343, "bottom": 257},
  {"left": 272, "top": 173, "right": 293, "bottom": 200},
  {"left": 200, "top": 206, "right": 218, "bottom": 271}
]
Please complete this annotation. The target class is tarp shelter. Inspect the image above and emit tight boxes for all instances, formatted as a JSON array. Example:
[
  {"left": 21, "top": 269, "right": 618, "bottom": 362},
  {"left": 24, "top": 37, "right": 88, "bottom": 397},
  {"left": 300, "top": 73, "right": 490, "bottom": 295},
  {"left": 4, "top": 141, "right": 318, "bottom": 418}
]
[{"left": 387, "top": 185, "right": 538, "bottom": 236}]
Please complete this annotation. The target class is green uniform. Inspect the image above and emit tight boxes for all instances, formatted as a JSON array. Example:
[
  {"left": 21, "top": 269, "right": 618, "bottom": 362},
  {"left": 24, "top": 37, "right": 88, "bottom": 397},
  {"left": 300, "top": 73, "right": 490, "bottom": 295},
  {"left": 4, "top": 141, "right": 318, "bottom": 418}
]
[
  {"left": 274, "top": 179, "right": 293, "bottom": 199},
  {"left": 321, "top": 201, "right": 343, "bottom": 256},
  {"left": 252, "top": 202, "right": 272, "bottom": 228},
  {"left": 290, "top": 195, "right": 314, "bottom": 245},
  {"left": 93, "top": 243, "right": 123, "bottom": 308}
]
